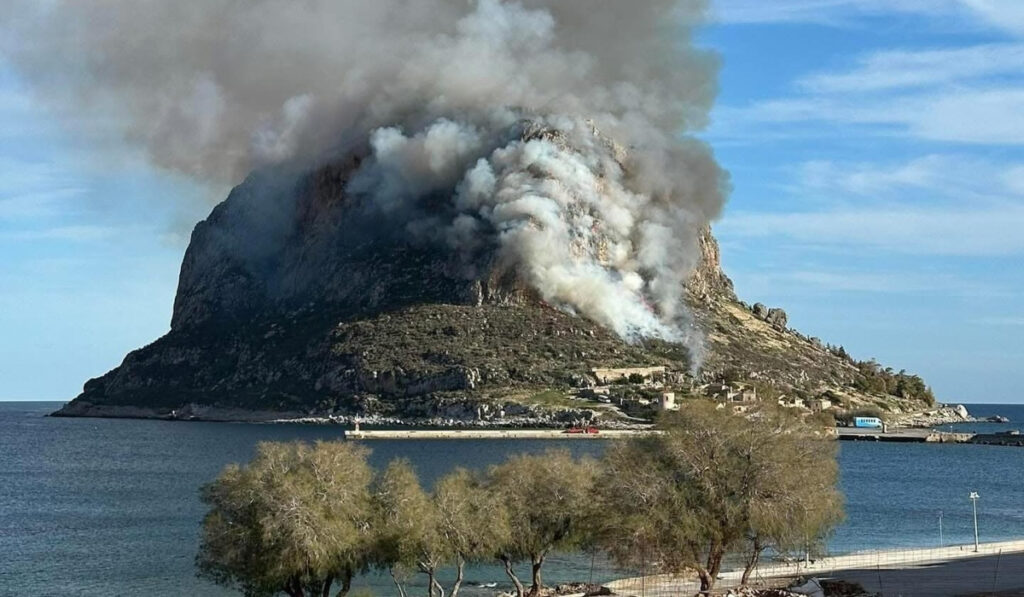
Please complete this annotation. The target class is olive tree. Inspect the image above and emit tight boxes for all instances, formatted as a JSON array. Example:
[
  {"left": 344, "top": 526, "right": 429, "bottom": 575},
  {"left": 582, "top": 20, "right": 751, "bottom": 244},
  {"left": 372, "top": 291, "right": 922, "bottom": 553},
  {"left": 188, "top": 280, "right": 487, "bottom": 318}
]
[
  {"left": 196, "top": 441, "right": 375, "bottom": 597},
  {"left": 595, "top": 403, "right": 843, "bottom": 593},
  {"left": 434, "top": 468, "right": 511, "bottom": 597},
  {"left": 372, "top": 459, "right": 445, "bottom": 597},
  {"left": 488, "top": 449, "right": 597, "bottom": 597},
  {"left": 373, "top": 463, "right": 511, "bottom": 597},
  {"left": 740, "top": 411, "right": 843, "bottom": 585}
]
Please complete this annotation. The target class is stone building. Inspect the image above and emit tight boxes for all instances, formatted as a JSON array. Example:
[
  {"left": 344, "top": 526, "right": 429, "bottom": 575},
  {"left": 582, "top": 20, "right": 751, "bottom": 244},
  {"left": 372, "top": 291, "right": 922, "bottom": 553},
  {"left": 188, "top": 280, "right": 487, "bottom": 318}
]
[{"left": 590, "top": 366, "right": 666, "bottom": 385}]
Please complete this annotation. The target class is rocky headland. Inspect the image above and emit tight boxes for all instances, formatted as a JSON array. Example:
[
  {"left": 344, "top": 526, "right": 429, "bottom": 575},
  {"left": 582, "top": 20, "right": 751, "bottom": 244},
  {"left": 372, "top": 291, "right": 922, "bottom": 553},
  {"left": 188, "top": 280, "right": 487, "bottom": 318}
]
[{"left": 54, "top": 124, "right": 955, "bottom": 427}]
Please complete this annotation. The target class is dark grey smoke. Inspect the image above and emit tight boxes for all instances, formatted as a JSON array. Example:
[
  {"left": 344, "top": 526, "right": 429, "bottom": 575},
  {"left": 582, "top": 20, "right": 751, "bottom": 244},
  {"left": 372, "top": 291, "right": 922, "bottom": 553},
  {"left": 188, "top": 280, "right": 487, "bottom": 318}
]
[{"left": 2, "top": 0, "right": 729, "bottom": 350}]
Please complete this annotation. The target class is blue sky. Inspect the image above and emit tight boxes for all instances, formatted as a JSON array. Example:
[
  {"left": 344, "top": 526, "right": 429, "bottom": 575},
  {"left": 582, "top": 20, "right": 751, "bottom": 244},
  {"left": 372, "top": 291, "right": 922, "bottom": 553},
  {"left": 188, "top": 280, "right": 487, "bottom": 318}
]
[{"left": 1, "top": 0, "right": 1022, "bottom": 403}]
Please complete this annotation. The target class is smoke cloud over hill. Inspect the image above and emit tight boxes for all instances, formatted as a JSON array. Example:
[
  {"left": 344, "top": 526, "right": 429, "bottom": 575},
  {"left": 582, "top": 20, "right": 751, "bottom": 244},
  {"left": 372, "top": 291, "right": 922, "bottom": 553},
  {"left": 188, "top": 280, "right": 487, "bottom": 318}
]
[{"left": 3, "top": 0, "right": 728, "bottom": 347}]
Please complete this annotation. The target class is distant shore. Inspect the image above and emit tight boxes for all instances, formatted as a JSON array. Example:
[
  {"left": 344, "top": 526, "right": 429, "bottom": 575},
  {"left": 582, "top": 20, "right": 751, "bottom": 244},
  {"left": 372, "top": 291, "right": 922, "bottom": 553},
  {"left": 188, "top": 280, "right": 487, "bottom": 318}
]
[
  {"left": 48, "top": 401, "right": 652, "bottom": 431},
  {"left": 52, "top": 401, "right": 1020, "bottom": 445}
]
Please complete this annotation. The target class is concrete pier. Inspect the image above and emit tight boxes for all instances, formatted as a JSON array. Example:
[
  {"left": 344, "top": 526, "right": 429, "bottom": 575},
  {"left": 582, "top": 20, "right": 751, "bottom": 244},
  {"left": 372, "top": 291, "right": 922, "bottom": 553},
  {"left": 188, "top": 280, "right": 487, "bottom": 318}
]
[
  {"left": 346, "top": 428, "right": 653, "bottom": 440},
  {"left": 837, "top": 428, "right": 974, "bottom": 443}
]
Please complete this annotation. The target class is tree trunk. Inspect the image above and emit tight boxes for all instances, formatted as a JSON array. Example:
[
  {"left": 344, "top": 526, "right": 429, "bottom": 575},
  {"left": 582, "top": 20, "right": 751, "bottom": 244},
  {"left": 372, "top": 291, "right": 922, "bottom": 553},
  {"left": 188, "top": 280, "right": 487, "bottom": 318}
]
[
  {"left": 696, "top": 567, "right": 713, "bottom": 595},
  {"left": 741, "top": 539, "right": 763, "bottom": 586},
  {"left": 320, "top": 575, "right": 334, "bottom": 597},
  {"left": 335, "top": 567, "right": 353, "bottom": 597},
  {"left": 390, "top": 568, "right": 408, "bottom": 597},
  {"left": 427, "top": 569, "right": 436, "bottom": 597},
  {"left": 501, "top": 556, "right": 526, "bottom": 597},
  {"left": 528, "top": 554, "right": 545, "bottom": 597},
  {"left": 284, "top": 575, "right": 305, "bottom": 597},
  {"left": 705, "top": 543, "right": 725, "bottom": 592},
  {"left": 432, "top": 578, "right": 446, "bottom": 597},
  {"left": 450, "top": 556, "right": 465, "bottom": 597}
]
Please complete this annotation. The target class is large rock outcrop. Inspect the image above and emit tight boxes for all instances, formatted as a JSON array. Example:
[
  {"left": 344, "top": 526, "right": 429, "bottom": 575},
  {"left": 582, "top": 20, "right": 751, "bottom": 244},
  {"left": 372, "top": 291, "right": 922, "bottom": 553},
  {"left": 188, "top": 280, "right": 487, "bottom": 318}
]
[{"left": 56, "top": 133, "right": 940, "bottom": 422}]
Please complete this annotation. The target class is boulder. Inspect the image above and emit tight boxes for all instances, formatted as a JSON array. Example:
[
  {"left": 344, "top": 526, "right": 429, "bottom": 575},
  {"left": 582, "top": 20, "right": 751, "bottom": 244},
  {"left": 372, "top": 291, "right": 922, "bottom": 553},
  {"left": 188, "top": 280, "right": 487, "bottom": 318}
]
[{"left": 766, "top": 307, "right": 788, "bottom": 330}]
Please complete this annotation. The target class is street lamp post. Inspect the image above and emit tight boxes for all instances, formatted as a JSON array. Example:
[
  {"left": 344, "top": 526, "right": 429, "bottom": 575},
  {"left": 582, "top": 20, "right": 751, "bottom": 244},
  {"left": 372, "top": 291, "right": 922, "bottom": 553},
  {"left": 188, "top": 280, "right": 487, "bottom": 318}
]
[{"left": 970, "top": 492, "right": 980, "bottom": 552}]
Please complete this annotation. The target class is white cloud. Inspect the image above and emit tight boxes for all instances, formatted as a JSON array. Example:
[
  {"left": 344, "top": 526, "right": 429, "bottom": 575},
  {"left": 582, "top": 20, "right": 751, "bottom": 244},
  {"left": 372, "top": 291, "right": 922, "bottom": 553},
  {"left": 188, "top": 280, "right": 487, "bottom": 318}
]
[
  {"left": 711, "top": 2, "right": 1024, "bottom": 146},
  {"left": 719, "top": 205, "right": 1024, "bottom": 256},
  {"left": 798, "top": 44, "right": 1024, "bottom": 93},
  {"left": 2, "top": 225, "right": 116, "bottom": 242},
  {"left": 717, "top": 85, "right": 1024, "bottom": 146},
  {"left": 0, "top": 188, "right": 87, "bottom": 220},
  {"left": 745, "top": 269, "right": 966, "bottom": 293},
  {"left": 1004, "top": 166, "right": 1024, "bottom": 194},
  {"left": 960, "top": 0, "right": 1024, "bottom": 35},
  {"left": 975, "top": 316, "right": 1024, "bottom": 326},
  {"left": 912, "top": 89, "right": 1024, "bottom": 145},
  {"left": 712, "top": 0, "right": 1024, "bottom": 34},
  {"left": 711, "top": 0, "right": 961, "bottom": 25},
  {"left": 798, "top": 155, "right": 1024, "bottom": 200}
]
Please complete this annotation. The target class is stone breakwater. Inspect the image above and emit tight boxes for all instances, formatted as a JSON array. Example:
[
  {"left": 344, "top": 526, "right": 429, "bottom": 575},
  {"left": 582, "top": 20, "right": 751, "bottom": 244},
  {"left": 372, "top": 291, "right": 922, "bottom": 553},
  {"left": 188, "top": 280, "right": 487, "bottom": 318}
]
[
  {"left": 346, "top": 429, "right": 652, "bottom": 440},
  {"left": 894, "top": 404, "right": 974, "bottom": 428},
  {"left": 49, "top": 401, "right": 649, "bottom": 429}
]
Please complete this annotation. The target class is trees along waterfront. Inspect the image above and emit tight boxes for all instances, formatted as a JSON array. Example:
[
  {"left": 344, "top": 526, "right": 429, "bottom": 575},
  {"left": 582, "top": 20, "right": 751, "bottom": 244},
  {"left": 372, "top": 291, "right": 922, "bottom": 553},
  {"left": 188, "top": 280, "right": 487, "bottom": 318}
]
[
  {"left": 196, "top": 404, "right": 843, "bottom": 596},
  {"left": 488, "top": 449, "right": 597, "bottom": 597},
  {"left": 373, "top": 462, "right": 510, "bottom": 597},
  {"left": 196, "top": 441, "right": 375, "bottom": 597},
  {"left": 594, "top": 402, "right": 844, "bottom": 593}
]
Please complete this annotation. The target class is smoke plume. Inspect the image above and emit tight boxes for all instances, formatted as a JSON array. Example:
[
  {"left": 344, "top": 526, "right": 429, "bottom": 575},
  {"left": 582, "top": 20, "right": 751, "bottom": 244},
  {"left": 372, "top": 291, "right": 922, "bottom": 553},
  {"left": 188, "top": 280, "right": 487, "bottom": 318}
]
[{"left": 2, "top": 0, "right": 728, "bottom": 348}]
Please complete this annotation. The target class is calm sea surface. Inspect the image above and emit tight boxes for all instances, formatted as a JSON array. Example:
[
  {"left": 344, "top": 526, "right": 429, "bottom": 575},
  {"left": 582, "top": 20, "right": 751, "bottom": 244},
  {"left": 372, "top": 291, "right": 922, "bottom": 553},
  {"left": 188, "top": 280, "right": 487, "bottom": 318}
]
[{"left": 2, "top": 401, "right": 1023, "bottom": 595}]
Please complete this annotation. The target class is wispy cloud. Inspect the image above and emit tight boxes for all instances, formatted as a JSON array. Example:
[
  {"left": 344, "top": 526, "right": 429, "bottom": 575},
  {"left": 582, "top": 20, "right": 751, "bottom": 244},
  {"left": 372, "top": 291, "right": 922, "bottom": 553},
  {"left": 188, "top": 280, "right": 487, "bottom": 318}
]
[
  {"left": 712, "top": 0, "right": 961, "bottom": 26},
  {"left": 712, "top": 4, "right": 1024, "bottom": 146},
  {"left": 974, "top": 316, "right": 1024, "bottom": 326},
  {"left": 797, "top": 43, "right": 1024, "bottom": 93},
  {"left": 719, "top": 204, "right": 1024, "bottom": 256},
  {"left": 738, "top": 269, "right": 974, "bottom": 294},
  {"left": 717, "top": 87, "right": 1024, "bottom": 146},
  {"left": 2, "top": 225, "right": 116, "bottom": 242},
  {"left": 712, "top": 0, "right": 1024, "bottom": 35},
  {"left": 796, "top": 155, "right": 1024, "bottom": 201}
]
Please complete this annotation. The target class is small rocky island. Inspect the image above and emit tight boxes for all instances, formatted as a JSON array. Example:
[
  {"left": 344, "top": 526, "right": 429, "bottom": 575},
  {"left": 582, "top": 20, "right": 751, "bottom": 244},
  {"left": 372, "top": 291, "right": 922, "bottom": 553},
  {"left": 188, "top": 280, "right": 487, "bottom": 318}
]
[{"left": 55, "top": 125, "right": 962, "bottom": 428}]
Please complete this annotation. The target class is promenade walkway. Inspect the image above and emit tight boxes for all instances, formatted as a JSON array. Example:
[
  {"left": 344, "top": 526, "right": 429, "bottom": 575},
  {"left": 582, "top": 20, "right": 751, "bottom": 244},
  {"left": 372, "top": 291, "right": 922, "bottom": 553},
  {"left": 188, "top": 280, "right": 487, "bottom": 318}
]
[{"left": 604, "top": 539, "right": 1024, "bottom": 596}]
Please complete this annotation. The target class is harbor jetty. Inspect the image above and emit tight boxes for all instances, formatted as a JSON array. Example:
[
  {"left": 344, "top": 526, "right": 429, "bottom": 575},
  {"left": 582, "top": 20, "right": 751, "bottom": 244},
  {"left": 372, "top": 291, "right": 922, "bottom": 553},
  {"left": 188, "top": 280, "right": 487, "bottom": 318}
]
[
  {"left": 345, "top": 427, "right": 1024, "bottom": 445},
  {"left": 345, "top": 428, "right": 653, "bottom": 440},
  {"left": 838, "top": 427, "right": 1024, "bottom": 446},
  {"left": 837, "top": 428, "right": 973, "bottom": 443}
]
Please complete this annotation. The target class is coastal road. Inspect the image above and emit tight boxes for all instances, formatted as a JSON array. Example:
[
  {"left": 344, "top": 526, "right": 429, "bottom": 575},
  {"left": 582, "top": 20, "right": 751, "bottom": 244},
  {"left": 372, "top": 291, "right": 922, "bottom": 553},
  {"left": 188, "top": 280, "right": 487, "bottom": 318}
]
[
  {"left": 829, "top": 550, "right": 1024, "bottom": 596},
  {"left": 606, "top": 540, "right": 1024, "bottom": 596}
]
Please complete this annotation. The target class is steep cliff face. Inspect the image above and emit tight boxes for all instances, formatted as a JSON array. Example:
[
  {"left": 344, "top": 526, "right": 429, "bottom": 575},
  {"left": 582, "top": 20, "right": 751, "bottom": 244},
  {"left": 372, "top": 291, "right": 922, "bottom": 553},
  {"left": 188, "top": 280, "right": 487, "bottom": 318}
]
[{"left": 57, "top": 133, "right": 938, "bottom": 422}]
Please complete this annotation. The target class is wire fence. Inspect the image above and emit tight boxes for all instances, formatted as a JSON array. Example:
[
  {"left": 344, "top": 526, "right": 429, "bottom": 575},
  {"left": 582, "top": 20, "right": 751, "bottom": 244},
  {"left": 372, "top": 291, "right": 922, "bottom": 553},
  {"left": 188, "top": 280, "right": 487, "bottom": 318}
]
[
  {"left": 346, "top": 540, "right": 1024, "bottom": 596},
  {"left": 563, "top": 539, "right": 1024, "bottom": 597}
]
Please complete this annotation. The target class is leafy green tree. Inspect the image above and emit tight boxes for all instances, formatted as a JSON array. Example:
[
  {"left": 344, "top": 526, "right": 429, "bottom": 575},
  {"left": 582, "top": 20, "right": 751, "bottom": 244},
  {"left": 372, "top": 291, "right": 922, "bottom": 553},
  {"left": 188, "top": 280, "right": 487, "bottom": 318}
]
[
  {"left": 489, "top": 449, "right": 597, "bottom": 597},
  {"left": 595, "top": 403, "right": 843, "bottom": 593},
  {"left": 196, "top": 441, "right": 374, "bottom": 597},
  {"left": 372, "top": 459, "right": 444, "bottom": 597},
  {"left": 434, "top": 468, "right": 511, "bottom": 597},
  {"left": 373, "top": 463, "right": 511, "bottom": 597},
  {"left": 739, "top": 412, "right": 843, "bottom": 584}
]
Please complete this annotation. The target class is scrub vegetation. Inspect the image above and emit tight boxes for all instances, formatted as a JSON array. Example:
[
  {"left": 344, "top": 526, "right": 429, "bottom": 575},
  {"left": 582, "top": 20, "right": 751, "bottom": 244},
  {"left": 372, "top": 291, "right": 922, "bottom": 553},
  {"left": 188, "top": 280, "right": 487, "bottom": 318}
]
[{"left": 196, "top": 403, "right": 843, "bottom": 596}]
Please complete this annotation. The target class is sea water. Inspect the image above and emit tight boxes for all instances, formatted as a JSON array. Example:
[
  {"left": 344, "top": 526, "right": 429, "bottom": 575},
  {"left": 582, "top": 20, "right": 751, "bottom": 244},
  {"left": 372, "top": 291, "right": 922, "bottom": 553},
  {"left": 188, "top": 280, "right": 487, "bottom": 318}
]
[{"left": 2, "top": 401, "right": 1023, "bottom": 595}]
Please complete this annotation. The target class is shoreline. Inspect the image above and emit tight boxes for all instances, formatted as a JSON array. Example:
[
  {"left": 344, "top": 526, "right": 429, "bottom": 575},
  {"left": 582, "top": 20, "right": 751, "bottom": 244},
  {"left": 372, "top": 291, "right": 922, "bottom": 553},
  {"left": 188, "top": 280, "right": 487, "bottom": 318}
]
[
  {"left": 48, "top": 402, "right": 654, "bottom": 431},
  {"left": 51, "top": 402, "right": 1019, "bottom": 444},
  {"left": 346, "top": 428, "right": 652, "bottom": 440},
  {"left": 606, "top": 539, "right": 1024, "bottom": 595}
]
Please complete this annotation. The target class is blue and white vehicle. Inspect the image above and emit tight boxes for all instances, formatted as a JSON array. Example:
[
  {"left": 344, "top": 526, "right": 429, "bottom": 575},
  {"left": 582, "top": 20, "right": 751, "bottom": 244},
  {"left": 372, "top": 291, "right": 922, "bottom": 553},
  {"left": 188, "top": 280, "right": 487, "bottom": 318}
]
[{"left": 853, "top": 417, "right": 883, "bottom": 429}]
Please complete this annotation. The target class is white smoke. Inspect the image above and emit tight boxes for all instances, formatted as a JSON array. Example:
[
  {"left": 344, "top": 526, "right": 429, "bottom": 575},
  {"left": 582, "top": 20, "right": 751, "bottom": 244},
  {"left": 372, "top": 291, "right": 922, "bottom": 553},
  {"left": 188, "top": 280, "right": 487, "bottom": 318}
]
[{"left": 1, "top": 0, "right": 728, "bottom": 351}]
